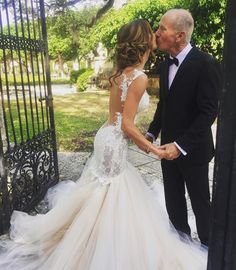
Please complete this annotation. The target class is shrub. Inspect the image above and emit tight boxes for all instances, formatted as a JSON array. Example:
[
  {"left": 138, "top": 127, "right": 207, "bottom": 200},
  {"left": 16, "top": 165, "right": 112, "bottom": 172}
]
[
  {"left": 70, "top": 69, "right": 86, "bottom": 84},
  {"left": 76, "top": 69, "right": 94, "bottom": 92}
]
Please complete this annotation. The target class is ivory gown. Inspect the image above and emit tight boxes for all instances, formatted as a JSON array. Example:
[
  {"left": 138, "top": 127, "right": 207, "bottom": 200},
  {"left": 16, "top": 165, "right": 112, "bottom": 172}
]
[{"left": 0, "top": 69, "right": 207, "bottom": 270}]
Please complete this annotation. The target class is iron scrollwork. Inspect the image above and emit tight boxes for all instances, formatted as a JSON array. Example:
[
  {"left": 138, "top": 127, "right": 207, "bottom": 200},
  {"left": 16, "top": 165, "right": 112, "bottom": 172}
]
[
  {"left": 0, "top": 0, "right": 58, "bottom": 234},
  {"left": 5, "top": 130, "right": 57, "bottom": 212}
]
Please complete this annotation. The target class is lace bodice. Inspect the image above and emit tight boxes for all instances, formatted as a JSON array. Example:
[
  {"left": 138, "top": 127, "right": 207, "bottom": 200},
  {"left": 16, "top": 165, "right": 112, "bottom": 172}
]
[
  {"left": 91, "top": 69, "right": 149, "bottom": 185},
  {"left": 120, "top": 69, "right": 149, "bottom": 114}
]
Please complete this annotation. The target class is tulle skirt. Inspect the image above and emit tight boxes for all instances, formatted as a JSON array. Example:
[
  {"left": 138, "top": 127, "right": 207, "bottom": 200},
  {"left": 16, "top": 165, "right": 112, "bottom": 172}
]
[{"left": 0, "top": 159, "right": 207, "bottom": 270}]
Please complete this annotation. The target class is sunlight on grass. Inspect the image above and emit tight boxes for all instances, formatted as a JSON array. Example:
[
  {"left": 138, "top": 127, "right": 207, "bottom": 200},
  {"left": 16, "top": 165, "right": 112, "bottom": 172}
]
[
  {"left": 5, "top": 91, "right": 158, "bottom": 151},
  {"left": 53, "top": 91, "right": 110, "bottom": 151},
  {"left": 53, "top": 90, "right": 158, "bottom": 152}
]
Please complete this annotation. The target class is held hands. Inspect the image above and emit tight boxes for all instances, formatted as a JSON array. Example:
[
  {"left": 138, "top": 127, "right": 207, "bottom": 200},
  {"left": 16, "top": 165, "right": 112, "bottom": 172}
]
[
  {"left": 152, "top": 143, "right": 181, "bottom": 160},
  {"left": 152, "top": 147, "right": 167, "bottom": 160},
  {"left": 158, "top": 143, "right": 181, "bottom": 160},
  {"left": 145, "top": 134, "right": 181, "bottom": 160}
]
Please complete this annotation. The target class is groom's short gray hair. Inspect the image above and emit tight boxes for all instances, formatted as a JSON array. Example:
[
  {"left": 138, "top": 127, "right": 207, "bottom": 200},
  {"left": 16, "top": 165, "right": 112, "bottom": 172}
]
[{"left": 164, "top": 9, "right": 194, "bottom": 43}]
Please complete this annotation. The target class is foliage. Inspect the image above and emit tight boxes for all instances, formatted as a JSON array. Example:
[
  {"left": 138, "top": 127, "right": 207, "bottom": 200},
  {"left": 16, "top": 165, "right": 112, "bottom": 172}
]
[
  {"left": 76, "top": 69, "right": 94, "bottom": 91},
  {"left": 46, "top": 0, "right": 114, "bottom": 23},
  {"left": 88, "top": 0, "right": 175, "bottom": 52},
  {"left": 87, "top": 0, "right": 226, "bottom": 61},
  {"left": 82, "top": 0, "right": 178, "bottom": 69},
  {"left": 1, "top": 0, "right": 226, "bottom": 78},
  {"left": 187, "top": 0, "right": 226, "bottom": 60},
  {"left": 47, "top": 7, "right": 98, "bottom": 66},
  {"left": 70, "top": 69, "right": 87, "bottom": 84},
  {"left": 88, "top": 7, "right": 131, "bottom": 52}
]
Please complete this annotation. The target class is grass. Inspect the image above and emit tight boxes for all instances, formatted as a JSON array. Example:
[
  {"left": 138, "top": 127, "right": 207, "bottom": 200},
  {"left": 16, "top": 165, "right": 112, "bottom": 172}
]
[
  {"left": 2, "top": 90, "right": 158, "bottom": 152},
  {"left": 2, "top": 75, "right": 70, "bottom": 86},
  {"left": 53, "top": 90, "right": 158, "bottom": 151},
  {"left": 54, "top": 91, "right": 110, "bottom": 151}
]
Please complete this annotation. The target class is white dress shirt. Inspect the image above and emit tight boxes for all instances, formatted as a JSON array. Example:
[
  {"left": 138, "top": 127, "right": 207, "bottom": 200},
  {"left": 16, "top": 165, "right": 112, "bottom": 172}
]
[{"left": 169, "top": 43, "right": 192, "bottom": 88}]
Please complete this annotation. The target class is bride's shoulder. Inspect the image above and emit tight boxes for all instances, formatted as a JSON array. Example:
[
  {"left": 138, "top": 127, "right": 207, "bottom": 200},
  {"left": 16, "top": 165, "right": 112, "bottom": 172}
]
[
  {"left": 124, "top": 73, "right": 148, "bottom": 101},
  {"left": 109, "top": 69, "right": 148, "bottom": 96},
  {"left": 132, "top": 69, "right": 148, "bottom": 85},
  {"left": 133, "top": 69, "right": 147, "bottom": 79}
]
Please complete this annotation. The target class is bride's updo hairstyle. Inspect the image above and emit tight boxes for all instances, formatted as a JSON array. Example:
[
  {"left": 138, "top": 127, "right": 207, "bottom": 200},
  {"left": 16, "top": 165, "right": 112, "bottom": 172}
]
[{"left": 110, "top": 19, "right": 153, "bottom": 84}]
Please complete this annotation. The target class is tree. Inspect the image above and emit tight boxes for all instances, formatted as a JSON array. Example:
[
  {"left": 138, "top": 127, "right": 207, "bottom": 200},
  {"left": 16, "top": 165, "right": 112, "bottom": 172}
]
[
  {"left": 87, "top": 0, "right": 179, "bottom": 69},
  {"left": 188, "top": 0, "right": 226, "bottom": 60},
  {"left": 46, "top": 0, "right": 115, "bottom": 25},
  {"left": 87, "top": 0, "right": 225, "bottom": 63},
  {"left": 47, "top": 7, "right": 97, "bottom": 75},
  {"left": 45, "top": 0, "right": 225, "bottom": 74}
]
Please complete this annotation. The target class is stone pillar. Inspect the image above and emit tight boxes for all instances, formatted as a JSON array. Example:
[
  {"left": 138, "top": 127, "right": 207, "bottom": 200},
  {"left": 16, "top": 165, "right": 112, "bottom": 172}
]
[{"left": 207, "top": 0, "right": 236, "bottom": 269}]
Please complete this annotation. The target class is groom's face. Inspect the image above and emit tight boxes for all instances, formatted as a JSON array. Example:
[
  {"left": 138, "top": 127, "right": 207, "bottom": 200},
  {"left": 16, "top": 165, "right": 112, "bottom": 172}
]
[{"left": 155, "top": 16, "right": 178, "bottom": 55}]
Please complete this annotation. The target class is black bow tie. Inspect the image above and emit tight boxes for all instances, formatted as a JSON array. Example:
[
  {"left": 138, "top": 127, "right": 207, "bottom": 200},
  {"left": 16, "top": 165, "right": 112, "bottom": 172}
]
[{"left": 168, "top": 57, "right": 179, "bottom": 66}]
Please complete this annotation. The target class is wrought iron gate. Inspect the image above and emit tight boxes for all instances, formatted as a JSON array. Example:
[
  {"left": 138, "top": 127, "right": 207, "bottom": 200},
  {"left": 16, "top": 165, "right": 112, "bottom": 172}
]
[{"left": 0, "top": 0, "right": 59, "bottom": 234}]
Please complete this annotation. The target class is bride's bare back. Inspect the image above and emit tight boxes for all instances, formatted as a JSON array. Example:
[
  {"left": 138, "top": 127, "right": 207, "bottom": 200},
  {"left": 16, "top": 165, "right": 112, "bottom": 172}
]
[
  {"left": 107, "top": 75, "right": 124, "bottom": 125},
  {"left": 108, "top": 69, "right": 147, "bottom": 125}
]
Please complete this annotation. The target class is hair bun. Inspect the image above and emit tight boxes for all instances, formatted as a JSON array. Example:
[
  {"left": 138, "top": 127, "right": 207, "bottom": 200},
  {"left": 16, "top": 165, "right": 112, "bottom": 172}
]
[
  {"left": 116, "top": 41, "right": 148, "bottom": 69},
  {"left": 109, "top": 19, "right": 153, "bottom": 84}
]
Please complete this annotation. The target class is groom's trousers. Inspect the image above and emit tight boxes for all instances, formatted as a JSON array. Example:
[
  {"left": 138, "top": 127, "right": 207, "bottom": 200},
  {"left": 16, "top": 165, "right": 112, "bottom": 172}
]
[{"left": 161, "top": 159, "right": 211, "bottom": 246}]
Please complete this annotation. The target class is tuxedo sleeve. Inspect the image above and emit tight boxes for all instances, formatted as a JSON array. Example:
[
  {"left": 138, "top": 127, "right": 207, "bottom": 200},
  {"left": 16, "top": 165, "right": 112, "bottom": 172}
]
[
  {"left": 147, "top": 99, "right": 162, "bottom": 139},
  {"left": 147, "top": 63, "right": 166, "bottom": 139},
  {"left": 175, "top": 57, "right": 222, "bottom": 153}
]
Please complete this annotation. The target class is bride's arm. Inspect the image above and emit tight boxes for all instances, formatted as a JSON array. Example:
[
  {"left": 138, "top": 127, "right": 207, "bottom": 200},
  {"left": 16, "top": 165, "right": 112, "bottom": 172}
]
[{"left": 121, "top": 75, "right": 163, "bottom": 157}]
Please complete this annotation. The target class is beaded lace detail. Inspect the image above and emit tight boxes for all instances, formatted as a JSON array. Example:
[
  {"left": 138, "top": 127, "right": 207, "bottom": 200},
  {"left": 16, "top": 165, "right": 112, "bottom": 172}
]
[
  {"left": 91, "top": 69, "right": 149, "bottom": 185},
  {"left": 120, "top": 69, "right": 145, "bottom": 101}
]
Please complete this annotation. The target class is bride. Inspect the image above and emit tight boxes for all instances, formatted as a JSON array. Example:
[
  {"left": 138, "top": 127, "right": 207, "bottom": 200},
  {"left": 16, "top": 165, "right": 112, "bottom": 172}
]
[{"left": 0, "top": 19, "right": 207, "bottom": 270}]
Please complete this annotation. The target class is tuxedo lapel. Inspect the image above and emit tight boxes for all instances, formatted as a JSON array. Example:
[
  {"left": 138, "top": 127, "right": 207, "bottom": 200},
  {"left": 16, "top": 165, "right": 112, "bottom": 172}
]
[
  {"left": 162, "top": 61, "right": 169, "bottom": 98},
  {"left": 169, "top": 47, "right": 196, "bottom": 92}
]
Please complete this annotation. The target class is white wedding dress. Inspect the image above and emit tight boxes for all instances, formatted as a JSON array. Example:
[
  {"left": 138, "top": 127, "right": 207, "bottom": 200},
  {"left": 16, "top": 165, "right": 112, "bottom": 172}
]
[{"left": 0, "top": 70, "right": 207, "bottom": 270}]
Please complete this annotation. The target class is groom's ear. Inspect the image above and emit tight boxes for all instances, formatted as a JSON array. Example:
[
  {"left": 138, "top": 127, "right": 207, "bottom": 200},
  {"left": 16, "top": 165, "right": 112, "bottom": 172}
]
[{"left": 176, "top": 31, "right": 185, "bottom": 42}]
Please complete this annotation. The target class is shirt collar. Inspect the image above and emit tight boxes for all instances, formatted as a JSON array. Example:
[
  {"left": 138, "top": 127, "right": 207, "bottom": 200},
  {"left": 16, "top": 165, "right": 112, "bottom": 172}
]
[{"left": 171, "top": 43, "right": 192, "bottom": 66}]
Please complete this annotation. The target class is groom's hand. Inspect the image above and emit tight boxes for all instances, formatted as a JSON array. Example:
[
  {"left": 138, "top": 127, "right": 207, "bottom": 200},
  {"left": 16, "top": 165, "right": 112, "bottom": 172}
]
[{"left": 158, "top": 143, "right": 181, "bottom": 160}]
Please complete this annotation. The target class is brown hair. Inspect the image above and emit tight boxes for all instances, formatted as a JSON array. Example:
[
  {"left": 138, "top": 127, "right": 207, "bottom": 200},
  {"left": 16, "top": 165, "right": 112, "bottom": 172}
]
[{"left": 109, "top": 19, "right": 153, "bottom": 84}]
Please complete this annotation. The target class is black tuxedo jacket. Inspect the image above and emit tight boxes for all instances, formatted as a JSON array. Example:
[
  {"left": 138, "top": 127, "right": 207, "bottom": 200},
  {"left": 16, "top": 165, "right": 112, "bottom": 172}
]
[{"left": 148, "top": 47, "right": 222, "bottom": 165}]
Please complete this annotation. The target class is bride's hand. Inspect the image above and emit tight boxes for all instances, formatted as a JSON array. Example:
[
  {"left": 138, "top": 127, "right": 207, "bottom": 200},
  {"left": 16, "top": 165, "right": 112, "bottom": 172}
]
[{"left": 152, "top": 146, "right": 167, "bottom": 159}]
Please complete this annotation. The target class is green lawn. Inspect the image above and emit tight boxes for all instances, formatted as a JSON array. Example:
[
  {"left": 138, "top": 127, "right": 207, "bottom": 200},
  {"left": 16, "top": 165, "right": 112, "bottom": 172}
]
[
  {"left": 2, "top": 90, "right": 158, "bottom": 151},
  {"left": 53, "top": 91, "right": 158, "bottom": 151},
  {"left": 54, "top": 91, "right": 109, "bottom": 151}
]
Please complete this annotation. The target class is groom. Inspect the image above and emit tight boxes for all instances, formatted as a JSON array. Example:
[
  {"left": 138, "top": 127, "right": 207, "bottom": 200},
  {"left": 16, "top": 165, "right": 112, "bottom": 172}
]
[{"left": 146, "top": 9, "right": 221, "bottom": 246}]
